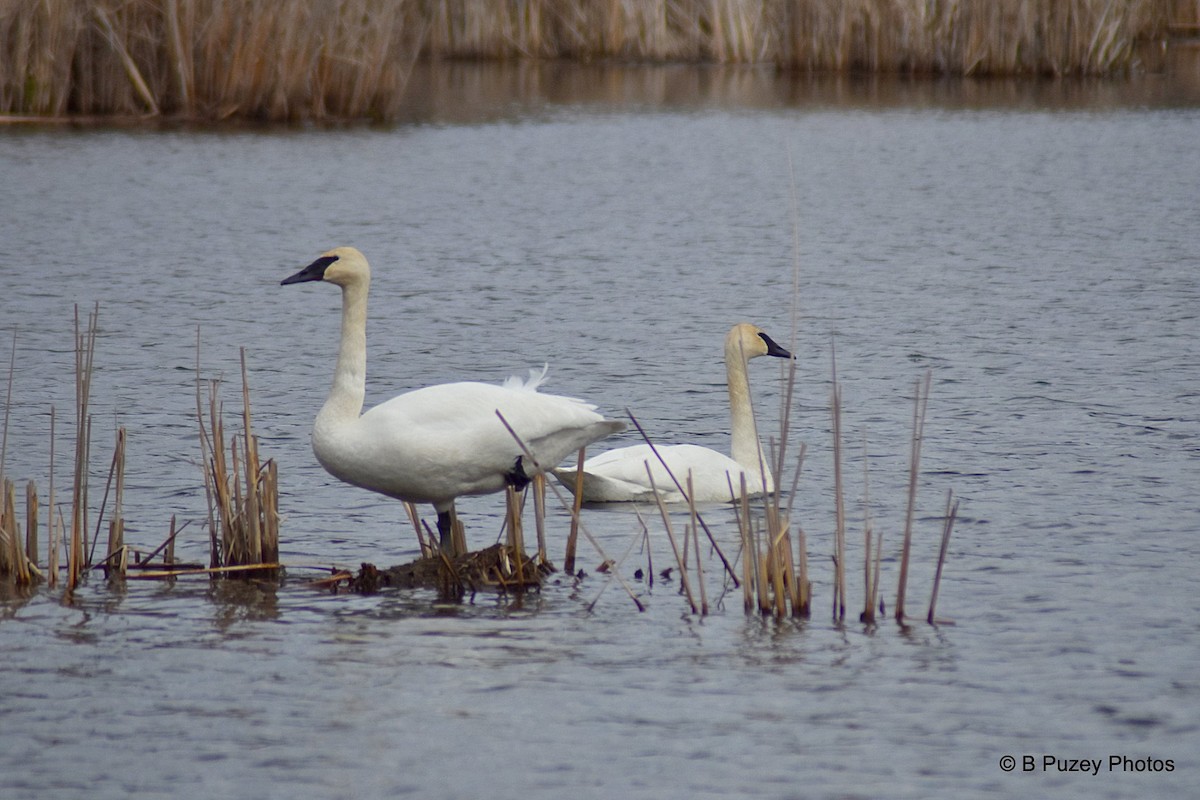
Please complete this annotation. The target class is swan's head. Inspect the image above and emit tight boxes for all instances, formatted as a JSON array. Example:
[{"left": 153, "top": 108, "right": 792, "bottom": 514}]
[
  {"left": 726, "top": 323, "right": 792, "bottom": 362},
  {"left": 281, "top": 247, "right": 370, "bottom": 289}
]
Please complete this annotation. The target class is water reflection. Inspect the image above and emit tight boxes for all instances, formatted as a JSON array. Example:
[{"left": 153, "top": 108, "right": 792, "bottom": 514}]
[
  {"left": 397, "top": 52, "right": 1200, "bottom": 125},
  {"left": 207, "top": 579, "right": 281, "bottom": 627}
]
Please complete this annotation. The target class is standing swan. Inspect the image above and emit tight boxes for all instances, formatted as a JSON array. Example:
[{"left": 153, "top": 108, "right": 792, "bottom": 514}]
[
  {"left": 281, "top": 247, "right": 624, "bottom": 555},
  {"left": 553, "top": 323, "right": 791, "bottom": 503}
]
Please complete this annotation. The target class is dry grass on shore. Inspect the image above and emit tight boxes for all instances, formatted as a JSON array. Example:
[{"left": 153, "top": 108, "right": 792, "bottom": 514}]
[{"left": 0, "top": 0, "right": 1188, "bottom": 121}]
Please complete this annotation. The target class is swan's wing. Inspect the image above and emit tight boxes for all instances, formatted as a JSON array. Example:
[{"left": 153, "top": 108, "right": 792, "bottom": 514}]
[{"left": 361, "top": 381, "right": 622, "bottom": 492}]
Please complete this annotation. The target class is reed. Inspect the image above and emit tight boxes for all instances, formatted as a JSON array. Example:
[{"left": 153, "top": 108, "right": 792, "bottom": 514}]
[
  {"left": 894, "top": 369, "right": 931, "bottom": 622},
  {"left": 533, "top": 473, "right": 550, "bottom": 566},
  {"left": 926, "top": 489, "right": 958, "bottom": 624},
  {"left": 0, "top": 1, "right": 1179, "bottom": 121},
  {"left": 67, "top": 304, "right": 99, "bottom": 593},
  {"left": 94, "top": 426, "right": 129, "bottom": 580},
  {"left": 503, "top": 484, "right": 526, "bottom": 585},
  {"left": 646, "top": 461, "right": 698, "bottom": 614},
  {"left": 829, "top": 345, "right": 847, "bottom": 621},
  {"left": 403, "top": 501, "right": 432, "bottom": 558},
  {"left": 0, "top": 338, "right": 34, "bottom": 583},
  {"left": 564, "top": 446, "right": 586, "bottom": 574},
  {"left": 196, "top": 348, "right": 280, "bottom": 574}
]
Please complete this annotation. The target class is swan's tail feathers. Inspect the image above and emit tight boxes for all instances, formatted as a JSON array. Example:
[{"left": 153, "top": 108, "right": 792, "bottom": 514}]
[
  {"left": 550, "top": 464, "right": 668, "bottom": 503},
  {"left": 502, "top": 363, "right": 550, "bottom": 392}
]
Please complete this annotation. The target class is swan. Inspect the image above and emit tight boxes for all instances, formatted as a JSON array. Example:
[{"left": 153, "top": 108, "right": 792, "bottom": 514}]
[
  {"left": 281, "top": 246, "right": 625, "bottom": 555},
  {"left": 553, "top": 323, "right": 791, "bottom": 504}
]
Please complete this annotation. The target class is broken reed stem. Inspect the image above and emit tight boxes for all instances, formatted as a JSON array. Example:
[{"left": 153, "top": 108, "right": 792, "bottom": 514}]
[
  {"left": 504, "top": 484, "right": 525, "bottom": 585},
  {"left": 1, "top": 480, "right": 24, "bottom": 582},
  {"left": 796, "top": 524, "right": 810, "bottom": 616},
  {"left": 25, "top": 479, "right": 38, "bottom": 567},
  {"left": 565, "top": 446, "right": 586, "bottom": 574},
  {"left": 895, "top": 369, "right": 931, "bottom": 622},
  {"left": 533, "top": 473, "right": 548, "bottom": 565},
  {"left": 927, "top": 489, "right": 958, "bottom": 624},
  {"left": 103, "top": 427, "right": 127, "bottom": 579}
]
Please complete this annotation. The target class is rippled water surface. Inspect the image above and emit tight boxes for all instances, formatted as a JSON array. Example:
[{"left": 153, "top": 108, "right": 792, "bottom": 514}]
[{"left": 3, "top": 65, "right": 1199, "bottom": 799}]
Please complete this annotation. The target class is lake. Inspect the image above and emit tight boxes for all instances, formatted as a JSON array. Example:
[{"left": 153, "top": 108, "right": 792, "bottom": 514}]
[{"left": 2, "top": 62, "right": 1199, "bottom": 799}]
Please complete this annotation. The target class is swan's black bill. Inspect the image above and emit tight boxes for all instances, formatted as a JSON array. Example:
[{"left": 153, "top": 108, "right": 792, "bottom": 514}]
[
  {"left": 281, "top": 254, "right": 339, "bottom": 286},
  {"left": 758, "top": 332, "right": 793, "bottom": 360}
]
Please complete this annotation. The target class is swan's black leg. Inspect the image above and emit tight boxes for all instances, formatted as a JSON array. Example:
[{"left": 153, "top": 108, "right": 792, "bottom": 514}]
[{"left": 436, "top": 509, "right": 455, "bottom": 553}]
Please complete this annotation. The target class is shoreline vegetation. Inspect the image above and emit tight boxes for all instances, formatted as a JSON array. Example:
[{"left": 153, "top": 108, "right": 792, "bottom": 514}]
[{"left": 0, "top": 0, "right": 1196, "bottom": 122}]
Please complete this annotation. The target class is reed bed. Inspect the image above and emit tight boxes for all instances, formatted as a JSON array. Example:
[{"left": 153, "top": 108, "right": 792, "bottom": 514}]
[
  {"left": 196, "top": 347, "right": 280, "bottom": 574},
  {"left": 0, "top": 311, "right": 285, "bottom": 595},
  {"left": 0, "top": 0, "right": 1184, "bottom": 121}
]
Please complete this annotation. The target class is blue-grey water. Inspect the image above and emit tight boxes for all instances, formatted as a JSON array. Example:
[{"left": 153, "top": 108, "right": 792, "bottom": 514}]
[{"left": 2, "top": 64, "right": 1199, "bottom": 799}]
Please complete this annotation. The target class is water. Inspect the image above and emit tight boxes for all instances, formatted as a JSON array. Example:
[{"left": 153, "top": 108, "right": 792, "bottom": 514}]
[{"left": 2, "top": 64, "right": 1199, "bottom": 799}]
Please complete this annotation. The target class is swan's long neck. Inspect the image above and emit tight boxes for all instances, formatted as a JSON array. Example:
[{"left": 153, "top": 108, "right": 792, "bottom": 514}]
[
  {"left": 317, "top": 279, "right": 368, "bottom": 428},
  {"left": 726, "top": 340, "right": 772, "bottom": 488}
]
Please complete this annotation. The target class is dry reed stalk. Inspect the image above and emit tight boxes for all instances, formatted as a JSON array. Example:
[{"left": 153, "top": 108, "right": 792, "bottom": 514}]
[
  {"left": 646, "top": 461, "right": 698, "bottom": 614},
  {"left": 25, "top": 480, "right": 38, "bottom": 567},
  {"left": 927, "top": 489, "right": 958, "bottom": 624},
  {"left": 564, "top": 446, "right": 586, "bottom": 574},
  {"left": 686, "top": 473, "right": 708, "bottom": 614},
  {"left": 829, "top": 345, "right": 846, "bottom": 621},
  {"left": 404, "top": 501, "right": 431, "bottom": 558},
  {"left": 91, "top": 5, "right": 159, "bottom": 115},
  {"left": 504, "top": 484, "right": 526, "bottom": 585},
  {"left": 103, "top": 427, "right": 127, "bottom": 579},
  {"left": 1, "top": 335, "right": 12, "bottom": 480},
  {"left": 1, "top": 480, "right": 22, "bottom": 581},
  {"left": 895, "top": 369, "right": 931, "bottom": 622},
  {"left": 125, "top": 562, "right": 282, "bottom": 580},
  {"left": 67, "top": 304, "right": 99, "bottom": 593},
  {"left": 196, "top": 348, "right": 279, "bottom": 574},
  {"left": 533, "top": 473, "right": 548, "bottom": 565},
  {"left": 860, "top": 435, "right": 875, "bottom": 623},
  {"left": 134, "top": 516, "right": 189, "bottom": 567},
  {"left": 47, "top": 406, "right": 58, "bottom": 588},
  {"left": 796, "top": 524, "right": 810, "bottom": 616},
  {"left": 731, "top": 474, "right": 754, "bottom": 611}
]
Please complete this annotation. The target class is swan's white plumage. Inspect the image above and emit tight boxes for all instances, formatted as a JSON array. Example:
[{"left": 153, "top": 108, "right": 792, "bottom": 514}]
[
  {"left": 283, "top": 246, "right": 624, "bottom": 549},
  {"left": 553, "top": 323, "right": 791, "bottom": 504}
]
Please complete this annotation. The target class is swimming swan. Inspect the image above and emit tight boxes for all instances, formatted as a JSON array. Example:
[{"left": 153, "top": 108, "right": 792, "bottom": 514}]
[
  {"left": 553, "top": 323, "right": 791, "bottom": 503},
  {"left": 281, "top": 246, "right": 625, "bottom": 555}
]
